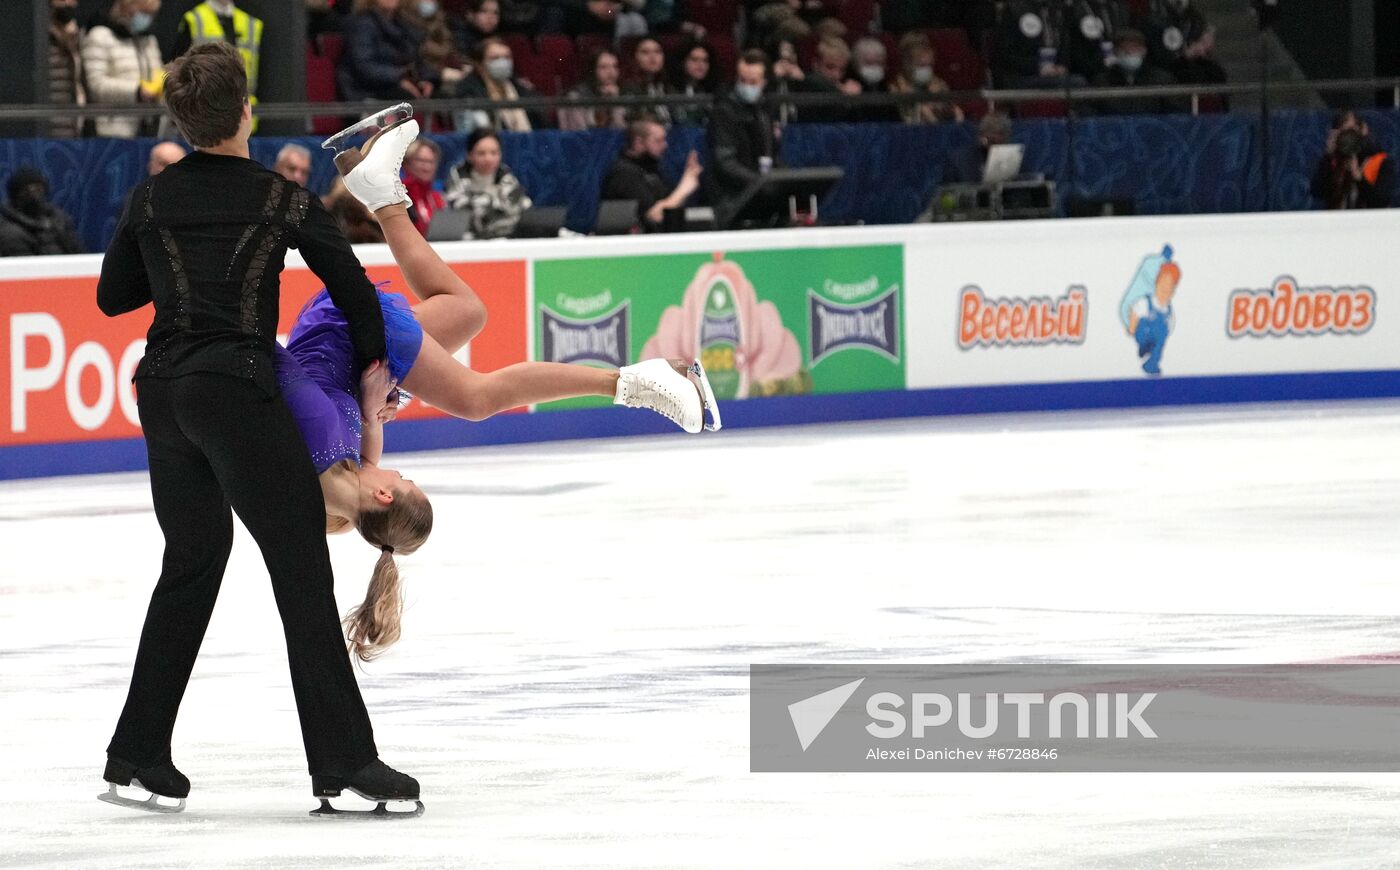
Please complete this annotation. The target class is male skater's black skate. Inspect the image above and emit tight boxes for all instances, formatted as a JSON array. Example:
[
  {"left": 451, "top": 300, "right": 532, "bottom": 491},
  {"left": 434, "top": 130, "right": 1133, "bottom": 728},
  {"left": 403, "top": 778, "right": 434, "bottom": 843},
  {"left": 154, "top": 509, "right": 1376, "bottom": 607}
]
[
  {"left": 98, "top": 756, "right": 190, "bottom": 814},
  {"left": 310, "top": 759, "right": 424, "bottom": 819}
]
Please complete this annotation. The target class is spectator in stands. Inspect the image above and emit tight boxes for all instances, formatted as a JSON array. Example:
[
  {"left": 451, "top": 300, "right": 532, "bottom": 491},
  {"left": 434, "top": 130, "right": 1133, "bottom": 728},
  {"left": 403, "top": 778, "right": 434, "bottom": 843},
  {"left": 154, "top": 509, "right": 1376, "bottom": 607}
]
[
  {"left": 0, "top": 168, "right": 84, "bottom": 257},
  {"left": 49, "top": 0, "right": 87, "bottom": 139},
  {"left": 307, "top": 0, "right": 349, "bottom": 41},
  {"left": 625, "top": 37, "right": 674, "bottom": 126},
  {"left": 1311, "top": 111, "right": 1396, "bottom": 210},
  {"left": 450, "top": 0, "right": 498, "bottom": 59},
  {"left": 994, "top": 0, "right": 1088, "bottom": 89},
  {"left": 559, "top": 48, "right": 628, "bottom": 131},
  {"left": 708, "top": 49, "right": 781, "bottom": 225},
  {"left": 403, "top": 137, "right": 448, "bottom": 234},
  {"left": 764, "top": 36, "right": 806, "bottom": 124},
  {"left": 337, "top": 0, "right": 439, "bottom": 103},
  {"left": 799, "top": 36, "right": 860, "bottom": 123},
  {"left": 849, "top": 37, "right": 902, "bottom": 124},
  {"left": 147, "top": 141, "right": 187, "bottom": 176},
  {"left": 403, "top": 0, "right": 471, "bottom": 98},
  {"left": 323, "top": 177, "right": 385, "bottom": 243},
  {"left": 1140, "top": 0, "right": 1225, "bottom": 88},
  {"left": 602, "top": 119, "right": 703, "bottom": 231},
  {"left": 273, "top": 143, "right": 313, "bottom": 187},
  {"left": 174, "top": 1, "right": 265, "bottom": 121},
  {"left": 444, "top": 129, "right": 533, "bottom": 239},
  {"left": 942, "top": 110, "right": 1013, "bottom": 184},
  {"left": 1092, "top": 29, "right": 1179, "bottom": 116},
  {"left": 456, "top": 37, "right": 548, "bottom": 131},
  {"left": 82, "top": 0, "right": 164, "bottom": 138},
  {"left": 746, "top": 0, "right": 835, "bottom": 48},
  {"left": 669, "top": 40, "right": 720, "bottom": 126},
  {"left": 1063, "top": 0, "right": 1124, "bottom": 84},
  {"left": 889, "top": 32, "right": 963, "bottom": 124}
]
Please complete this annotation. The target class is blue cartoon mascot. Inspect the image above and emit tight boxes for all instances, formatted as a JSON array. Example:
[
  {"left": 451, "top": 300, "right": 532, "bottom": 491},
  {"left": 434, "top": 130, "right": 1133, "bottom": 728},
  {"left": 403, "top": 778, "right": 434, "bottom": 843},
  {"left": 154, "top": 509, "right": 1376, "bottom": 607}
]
[{"left": 1119, "top": 245, "right": 1181, "bottom": 376}]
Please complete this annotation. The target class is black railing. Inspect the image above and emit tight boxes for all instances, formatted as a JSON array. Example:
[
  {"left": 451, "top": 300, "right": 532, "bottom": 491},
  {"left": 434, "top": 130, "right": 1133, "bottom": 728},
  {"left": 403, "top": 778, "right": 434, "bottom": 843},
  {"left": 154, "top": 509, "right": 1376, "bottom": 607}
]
[{"left": 3, "top": 77, "right": 1399, "bottom": 127}]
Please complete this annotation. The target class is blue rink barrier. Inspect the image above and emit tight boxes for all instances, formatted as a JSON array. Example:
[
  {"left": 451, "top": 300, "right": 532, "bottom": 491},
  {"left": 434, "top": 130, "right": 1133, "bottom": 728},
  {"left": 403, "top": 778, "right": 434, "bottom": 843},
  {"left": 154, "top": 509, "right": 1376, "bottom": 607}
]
[{"left": 6, "top": 369, "right": 1400, "bottom": 482}]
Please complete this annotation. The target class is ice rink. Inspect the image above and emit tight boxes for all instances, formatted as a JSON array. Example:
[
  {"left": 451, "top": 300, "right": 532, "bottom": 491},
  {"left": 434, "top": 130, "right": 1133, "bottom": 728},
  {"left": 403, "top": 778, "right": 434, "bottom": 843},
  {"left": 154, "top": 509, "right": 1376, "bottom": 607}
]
[{"left": 4, "top": 401, "right": 1400, "bottom": 869}]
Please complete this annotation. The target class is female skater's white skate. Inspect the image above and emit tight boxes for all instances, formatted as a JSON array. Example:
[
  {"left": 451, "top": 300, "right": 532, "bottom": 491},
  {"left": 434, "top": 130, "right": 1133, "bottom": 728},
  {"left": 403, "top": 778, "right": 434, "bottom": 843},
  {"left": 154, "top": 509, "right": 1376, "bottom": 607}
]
[
  {"left": 321, "top": 103, "right": 418, "bottom": 210},
  {"left": 614, "top": 358, "right": 722, "bottom": 434}
]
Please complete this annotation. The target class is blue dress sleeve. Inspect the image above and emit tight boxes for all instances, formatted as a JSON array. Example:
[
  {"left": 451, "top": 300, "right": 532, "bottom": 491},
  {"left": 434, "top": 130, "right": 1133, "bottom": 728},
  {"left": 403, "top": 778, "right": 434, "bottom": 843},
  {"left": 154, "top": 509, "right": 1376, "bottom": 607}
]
[{"left": 274, "top": 343, "right": 362, "bottom": 474}]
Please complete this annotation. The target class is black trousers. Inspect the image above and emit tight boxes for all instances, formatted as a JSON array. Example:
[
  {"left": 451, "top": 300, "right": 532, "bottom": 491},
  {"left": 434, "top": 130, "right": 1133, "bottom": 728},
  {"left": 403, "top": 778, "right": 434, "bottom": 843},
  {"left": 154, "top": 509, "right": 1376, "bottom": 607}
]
[{"left": 108, "top": 373, "right": 378, "bottom": 779}]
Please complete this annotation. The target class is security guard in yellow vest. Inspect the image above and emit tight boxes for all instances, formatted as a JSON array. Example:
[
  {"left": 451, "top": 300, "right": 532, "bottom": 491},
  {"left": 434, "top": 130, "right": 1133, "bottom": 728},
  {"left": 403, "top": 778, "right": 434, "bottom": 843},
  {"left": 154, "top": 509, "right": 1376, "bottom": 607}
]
[{"left": 174, "top": 1, "right": 263, "bottom": 126}]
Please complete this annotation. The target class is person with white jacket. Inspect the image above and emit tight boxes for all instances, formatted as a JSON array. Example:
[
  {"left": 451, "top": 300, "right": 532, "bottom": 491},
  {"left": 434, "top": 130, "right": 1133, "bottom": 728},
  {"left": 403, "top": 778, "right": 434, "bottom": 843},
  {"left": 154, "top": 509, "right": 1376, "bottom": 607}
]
[{"left": 82, "top": 0, "right": 164, "bottom": 138}]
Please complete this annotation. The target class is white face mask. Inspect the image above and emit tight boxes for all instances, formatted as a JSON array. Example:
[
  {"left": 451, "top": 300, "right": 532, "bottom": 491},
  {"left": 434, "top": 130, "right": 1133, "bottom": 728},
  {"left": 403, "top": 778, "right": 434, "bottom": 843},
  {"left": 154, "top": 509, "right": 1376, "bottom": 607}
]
[
  {"left": 912, "top": 65, "right": 934, "bottom": 86},
  {"left": 419, "top": 0, "right": 440, "bottom": 16},
  {"left": 858, "top": 64, "right": 885, "bottom": 85},
  {"left": 485, "top": 57, "right": 513, "bottom": 81},
  {"left": 129, "top": 11, "right": 154, "bottom": 33},
  {"left": 735, "top": 82, "right": 763, "bottom": 104},
  {"left": 1117, "top": 53, "right": 1144, "bottom": 74}
]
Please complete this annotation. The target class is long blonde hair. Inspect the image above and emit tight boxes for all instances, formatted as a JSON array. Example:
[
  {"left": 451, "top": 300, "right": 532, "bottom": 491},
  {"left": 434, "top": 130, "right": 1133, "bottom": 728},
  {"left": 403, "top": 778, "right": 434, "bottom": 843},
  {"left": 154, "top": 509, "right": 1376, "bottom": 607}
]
[{"left": 343, "top": 487, "right": 434, "bottom": 662}]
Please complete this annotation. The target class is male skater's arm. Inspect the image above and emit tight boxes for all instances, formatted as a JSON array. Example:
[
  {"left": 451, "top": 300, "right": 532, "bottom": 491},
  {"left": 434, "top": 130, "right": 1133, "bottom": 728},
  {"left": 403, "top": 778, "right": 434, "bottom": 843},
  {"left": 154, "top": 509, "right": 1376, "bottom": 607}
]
[
  {"left": 295, "top": 195, "right": 387, "bottom": 373},
  {"left": 97, "top": 189, "right": 152, "bottom": 316}
]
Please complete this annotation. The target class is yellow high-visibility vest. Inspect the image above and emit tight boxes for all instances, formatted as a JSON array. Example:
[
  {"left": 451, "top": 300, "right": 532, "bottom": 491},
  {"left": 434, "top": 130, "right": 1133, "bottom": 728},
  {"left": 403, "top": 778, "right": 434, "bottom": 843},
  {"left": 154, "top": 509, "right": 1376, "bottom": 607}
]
[{"left": 183, "top": 3, "right": 264, "bottom": 116}]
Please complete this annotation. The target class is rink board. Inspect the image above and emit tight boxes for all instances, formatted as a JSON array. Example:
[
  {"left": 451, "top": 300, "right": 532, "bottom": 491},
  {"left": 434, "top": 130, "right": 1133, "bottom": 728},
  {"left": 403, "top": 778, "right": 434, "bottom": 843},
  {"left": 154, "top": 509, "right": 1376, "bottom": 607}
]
[{"left": 2, "top": 211, "right": 1397, "bottom": 480}]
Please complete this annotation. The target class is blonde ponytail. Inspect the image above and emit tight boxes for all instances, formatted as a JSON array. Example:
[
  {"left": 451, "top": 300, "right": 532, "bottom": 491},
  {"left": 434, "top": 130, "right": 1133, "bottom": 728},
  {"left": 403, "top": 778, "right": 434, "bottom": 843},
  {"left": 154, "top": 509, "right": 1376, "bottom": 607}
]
[{"left": 344, "top": 548, "right": 404, "bottom": 663}]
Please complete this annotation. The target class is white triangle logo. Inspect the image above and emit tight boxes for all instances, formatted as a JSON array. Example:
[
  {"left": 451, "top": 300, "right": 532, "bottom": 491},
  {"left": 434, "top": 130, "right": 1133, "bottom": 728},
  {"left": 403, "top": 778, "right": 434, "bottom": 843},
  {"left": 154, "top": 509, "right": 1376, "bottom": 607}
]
[{"left": 788, "top": 678, "right": 865, "bottom": 751}]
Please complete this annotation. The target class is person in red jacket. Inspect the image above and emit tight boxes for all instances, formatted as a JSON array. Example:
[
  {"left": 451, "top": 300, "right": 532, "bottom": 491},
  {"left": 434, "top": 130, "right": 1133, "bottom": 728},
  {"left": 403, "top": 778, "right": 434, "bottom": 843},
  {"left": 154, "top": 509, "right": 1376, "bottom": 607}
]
[{"left": 401, "top": 136, "right": 447, "bottom": 235}]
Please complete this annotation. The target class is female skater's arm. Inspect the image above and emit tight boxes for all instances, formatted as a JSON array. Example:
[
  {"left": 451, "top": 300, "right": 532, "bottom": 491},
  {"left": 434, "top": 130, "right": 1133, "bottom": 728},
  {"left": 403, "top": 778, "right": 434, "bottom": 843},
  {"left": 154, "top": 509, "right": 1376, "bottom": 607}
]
[{"left": 357, "top": 361, "right": 395, "bottom": 467}]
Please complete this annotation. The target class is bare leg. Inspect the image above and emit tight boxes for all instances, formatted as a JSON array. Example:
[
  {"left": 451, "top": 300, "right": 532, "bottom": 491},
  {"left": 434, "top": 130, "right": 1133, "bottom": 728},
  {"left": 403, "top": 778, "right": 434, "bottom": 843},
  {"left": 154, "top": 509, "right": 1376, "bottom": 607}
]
[
  {"left": 402, "top": 330, "right": 619, "bottom": 421},
  {"left": 374, "top": 205, "right": 486, "bottom": 354}
]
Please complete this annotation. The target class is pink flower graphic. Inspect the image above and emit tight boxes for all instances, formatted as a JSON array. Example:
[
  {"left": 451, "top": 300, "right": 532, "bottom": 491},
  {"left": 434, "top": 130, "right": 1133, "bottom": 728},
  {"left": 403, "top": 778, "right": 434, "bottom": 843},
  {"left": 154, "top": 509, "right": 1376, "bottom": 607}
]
[{"left": 641, "top": 254, "right": 802, "bottom": 398}]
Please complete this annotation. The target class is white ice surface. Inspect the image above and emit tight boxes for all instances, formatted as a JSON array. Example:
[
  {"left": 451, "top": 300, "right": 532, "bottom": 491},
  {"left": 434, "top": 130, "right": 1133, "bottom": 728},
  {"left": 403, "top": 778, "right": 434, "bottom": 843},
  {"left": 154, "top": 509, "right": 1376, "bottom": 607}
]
[{"left": 3, "top": 403, "right": 1400, "bottom": 869}]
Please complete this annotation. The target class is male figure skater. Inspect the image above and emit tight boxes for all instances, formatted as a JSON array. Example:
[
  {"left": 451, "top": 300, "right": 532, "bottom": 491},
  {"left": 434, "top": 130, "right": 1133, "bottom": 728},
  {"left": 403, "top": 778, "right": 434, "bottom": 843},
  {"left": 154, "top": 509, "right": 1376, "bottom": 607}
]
[{"left": 96, "top": 41, "right": 420, "bottom": 817}]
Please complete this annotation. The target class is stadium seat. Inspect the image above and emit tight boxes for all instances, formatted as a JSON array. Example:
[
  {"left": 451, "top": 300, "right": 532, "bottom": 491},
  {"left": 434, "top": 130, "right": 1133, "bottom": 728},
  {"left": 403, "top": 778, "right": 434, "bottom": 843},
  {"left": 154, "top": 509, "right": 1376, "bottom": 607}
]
[
  {"left": 837, "top": 0, "right": 876, "bottom": 35},
  {"left": 709, "top": 34, "right": 737, "bottom": 79},
  {"left": 927, "top": 28, "right": 986, "bottom": 92},
  {"left": 316, "top": 32, "right": 345, "bottom": 66},
  {"left": 305, "top": 41, "right": 342, "bottom": 136},
  {"left": 686, "top": 0, "right": 737, "bottom": 38},
  {"left": 1015, "top": 99, "right": 1069, "bottom": 118},
  {"left": 536, "top": 35, "right": 579, "bottom": 92}
]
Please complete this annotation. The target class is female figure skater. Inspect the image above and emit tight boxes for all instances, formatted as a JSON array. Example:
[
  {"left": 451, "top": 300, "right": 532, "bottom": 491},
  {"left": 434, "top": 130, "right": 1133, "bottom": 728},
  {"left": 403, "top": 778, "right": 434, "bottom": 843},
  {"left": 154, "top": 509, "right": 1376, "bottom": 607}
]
[{"left": 276, "top": 118, "right": 719, "bottom": 662}]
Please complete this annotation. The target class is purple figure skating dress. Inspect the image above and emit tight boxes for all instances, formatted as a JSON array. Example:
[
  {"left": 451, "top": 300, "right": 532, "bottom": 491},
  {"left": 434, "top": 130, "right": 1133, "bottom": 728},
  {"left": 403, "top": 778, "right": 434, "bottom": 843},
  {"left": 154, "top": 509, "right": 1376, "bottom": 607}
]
[{"left": 274, "top": 288, "right": 423, "bottom": 473}]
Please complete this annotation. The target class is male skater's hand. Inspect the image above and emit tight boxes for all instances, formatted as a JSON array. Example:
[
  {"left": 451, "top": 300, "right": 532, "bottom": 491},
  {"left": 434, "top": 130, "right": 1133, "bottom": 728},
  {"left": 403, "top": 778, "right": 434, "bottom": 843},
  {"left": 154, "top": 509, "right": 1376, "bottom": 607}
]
[{"left": 358, "top": 360, "right": 397, "bottom": 423}]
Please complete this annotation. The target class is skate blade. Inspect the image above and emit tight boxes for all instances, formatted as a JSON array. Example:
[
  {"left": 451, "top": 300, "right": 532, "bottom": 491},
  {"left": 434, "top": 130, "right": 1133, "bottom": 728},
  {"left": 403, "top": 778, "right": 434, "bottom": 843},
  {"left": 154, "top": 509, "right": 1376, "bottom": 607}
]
[
  {"left": 320, "top": 102, "right": 414, "bottom": 155},
  {"left": 309, "top": 796, "right": 425, "bottom": 820},
  {"left": 689, "top": 358, "right": 722, "bottom": 432},
  {"left": 97, "top": 782, "right": 186, "bottom": 814}
]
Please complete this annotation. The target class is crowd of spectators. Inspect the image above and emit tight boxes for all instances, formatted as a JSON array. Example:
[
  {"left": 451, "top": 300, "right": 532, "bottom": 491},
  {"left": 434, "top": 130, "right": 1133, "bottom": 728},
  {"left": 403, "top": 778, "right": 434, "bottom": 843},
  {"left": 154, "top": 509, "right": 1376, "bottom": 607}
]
[{"left": 6, "top": 0, "right": 1390, "bottom": 257}]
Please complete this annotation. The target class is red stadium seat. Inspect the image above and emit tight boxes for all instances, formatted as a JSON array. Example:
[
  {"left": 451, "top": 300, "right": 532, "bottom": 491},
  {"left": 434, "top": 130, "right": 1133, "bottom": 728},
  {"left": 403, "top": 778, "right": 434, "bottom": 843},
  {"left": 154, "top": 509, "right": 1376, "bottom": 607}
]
[
  {"left": 536, "top": 34, "right": 579, "bottom": 92},
  {"left": 574, "top": 32, "right": 612, "bottom": 67},
  {"left": 502, "top": 33, "right": 532, "bottom": 63},
  {"left": 837, "top": 0, "right": 876, "bottom": 35},
  {"left": 316, "top": 32, "right": 345, "bottom": 66},
  {"left": 927, "top": 28, "right": 985, "bottom": 92},
  {"left": 305, "top": 41, "right": 342, "bottom": 135},
  {"left": 687, "top": 0, "right": 737, "bottom": 38}
]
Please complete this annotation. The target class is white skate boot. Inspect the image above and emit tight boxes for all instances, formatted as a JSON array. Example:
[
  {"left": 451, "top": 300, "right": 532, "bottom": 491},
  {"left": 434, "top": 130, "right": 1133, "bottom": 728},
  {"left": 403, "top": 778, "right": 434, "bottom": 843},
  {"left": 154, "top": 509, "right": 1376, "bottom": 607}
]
[
  {"left": 614, "top": 358, "right": 722, "bottom": 434},
  {"left": 335, "top": 117, "right": 419, "bottom": 212}
]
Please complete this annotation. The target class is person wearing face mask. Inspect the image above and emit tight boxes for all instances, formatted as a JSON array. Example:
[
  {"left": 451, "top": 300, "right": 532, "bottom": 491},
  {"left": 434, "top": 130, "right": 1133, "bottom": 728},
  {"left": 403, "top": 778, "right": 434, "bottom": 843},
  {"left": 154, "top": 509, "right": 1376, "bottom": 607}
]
[
  {"left": 1140, "top": 0, "right": 1225, "bottom": 89},
  {"left": 402, "top": 0, "right": 471, "bottom": 98},
  {"left": 1092, "top": 28, "right": 1179, "bottom": 116},
  {"left": 48, "top": 0, "right": 88, "bottom": 138},
  {"left": 847, "top": 37, "right": 902, "bottom": 124},
  {"left": 889, "top": 32, "right": 963, "bottom": 125},
  {"left": 338, "top": 0, "right": 440, "bottom": 103},
  {"left": 81, "top": 0, "right": 164, "bottom": 138},
  {"left": 174, "top": 0, "right": 264, "bottom": 126},
  {"left": 0, "top": 168, "right": 84, "bottom": 257},
  {"left": 456, "top": 37, "right": 548, "bottom": 131},
  {"left": 707, "top": 49, "right": 782, "bottom": 227}
]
